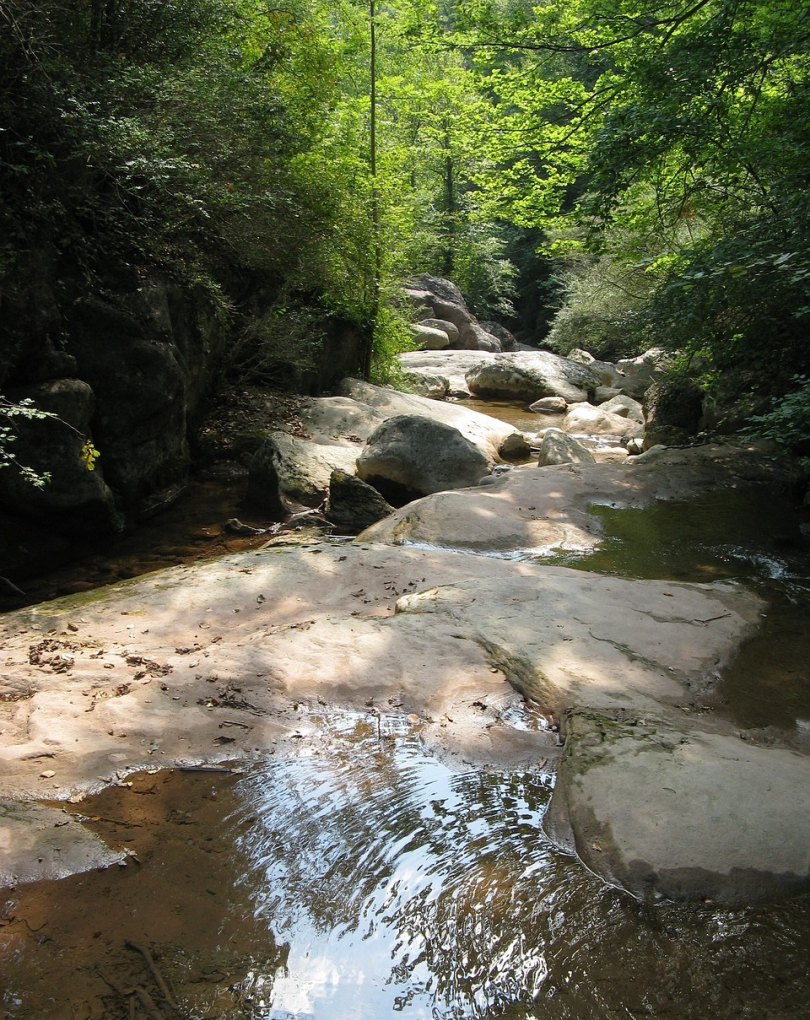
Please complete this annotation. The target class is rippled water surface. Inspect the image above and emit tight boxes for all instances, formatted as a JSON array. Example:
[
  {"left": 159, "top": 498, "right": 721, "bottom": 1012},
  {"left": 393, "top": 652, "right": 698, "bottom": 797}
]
[{"left": 2, "top": 714, "right": 810, "bottom": 1019}]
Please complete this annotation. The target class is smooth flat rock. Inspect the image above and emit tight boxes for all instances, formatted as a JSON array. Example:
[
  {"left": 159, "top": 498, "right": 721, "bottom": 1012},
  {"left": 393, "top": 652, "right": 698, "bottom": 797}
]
[
  {"left": 0, "top": 801, "right": 125, "bottom": 886},
  {"left": 465, "top": 352, "right": 600, "bottom": 403},
  {"left": 0, "top": 436, "right": 803, "bottom": 906},
  {"left": 562, "top": 402, "right": 644, "bottom": 440},
  {"left": 546, "top": 712, "right": 810, "bottom": 905},
  {"left": 360, "top": 445, "right": 792, "bottom": 553}
]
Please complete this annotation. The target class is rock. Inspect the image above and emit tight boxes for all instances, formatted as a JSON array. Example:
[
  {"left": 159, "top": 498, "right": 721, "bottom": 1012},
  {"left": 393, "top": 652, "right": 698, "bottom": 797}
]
[
  {"left": 599, "top": 394, "right": 644, "bottom": 422},
  {"left": 616, "top": 347, "right": 674, "bottom": 399},
  {"left": 326, "top": 468, "right": 395, "bottom": 533},
  {"left": 0, "top": 379, "right": 119, "bottom": 535},
  {"left": 537, "top": 428, "right": 596, "bottom": 466},
  {"left": 403, "top": 287, "right": 435, "bottom": 319},
  {"left": 428, "top": 297, "right": 476, "bottom": 339},
  {"left": 416, "top": 274, "right": 467, "bottom": 306},
  {"left": 360, "top": 443, "right": 792, "bottom": 554},
  {"left": 356, "top": 414, "right": 492, "bottom": 505},
  {"left": 626, "top": 436, "right": 645, "bottom": 456},
  {"left": 0, "top": 801, "right": 125, "bottom": 886},
  {"left": 460, "top": 322, "right": 502, "bottom": 352},
  {"left": 299, "top": 395, "right": 387, "bottom": 447},
  {"left": 67, "top": 280, "right": 227, "bottom": 504},
  {"left": 419, "top": 318, "right": 461, "bottom": 346},
  {"left": 410, "top": 323, "right": 452, "bottom": 350},
  {"left": 338, "top": 377, "right": 524, "bottom": 463},
  {"left": 402, "top": 372, "right": 449, "bottom": 400},
  {"left": 562, "top": 402, "right": 644, "bottom": 440},
  {"left": 643, "top": 377, "right": 704, "bottom": 449},
  {"left": 0, "top": 437, "right": 802, "bottom": 905},
  {"left": 566, "top": 349, "right": 624, "bottom": 387},
  {"left": 247, "top": 432, "right": 359, "bottom": 514},
  {"left": 545, "top": 710, "right": 810, "bottom": 905},
  {"left": 498, "top": 432, "right": 532, "bottom": 461},
  {"left": 399, "top": 350, "right": 490, "bottom": 397},
  {"left": 480, "top": 321, "right": 519, "bottom": 352},
  {"left": 593, "top": 386, "right": 623, "bottom": 404},
  {"left": 566, "top": 348, "right": 596, "bottom": 364},
  {"left": 530, "top": 396, "right": 568, "bottom": 415},
  {"left": 12, "top": 338, "right": 78, "bottom": 384},
  {"left": 465, "top": 351, "right": 600, "bottom": 403}
]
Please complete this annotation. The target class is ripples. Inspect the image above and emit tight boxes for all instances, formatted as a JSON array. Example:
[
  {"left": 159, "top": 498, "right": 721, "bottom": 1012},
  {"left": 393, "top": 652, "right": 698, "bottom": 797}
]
[{"left": 229, "top": 714, "right": 568, "bottom": 1018}]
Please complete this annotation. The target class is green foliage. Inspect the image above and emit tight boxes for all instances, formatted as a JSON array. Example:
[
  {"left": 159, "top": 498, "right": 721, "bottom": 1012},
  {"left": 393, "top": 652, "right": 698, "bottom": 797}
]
[
  {"left": 460, "top": 0, "right": 810, "bottom": 403},
  {"left": 451, "top": 223, "right": 518, "bottom": 319},
  {"left": 369, "top": 303, "right": 417, "bottom": 386},
  {"left": 0, "top": 396, "right": 101, "bottom": 488},
  {"left": 745, "top": 376, "right": 810, "bottom": 463},
  {"left": 227, "top": 306, "right": 329, "bottom": 388},
  {"left": 0, "top": 398, "right": 55, "bottom": 488}
]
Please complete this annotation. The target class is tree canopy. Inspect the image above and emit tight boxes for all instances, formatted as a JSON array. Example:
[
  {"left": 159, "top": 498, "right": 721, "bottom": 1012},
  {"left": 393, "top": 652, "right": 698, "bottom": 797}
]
[{"left": 1, "top": 0, "right": 808, "bottom": 414}]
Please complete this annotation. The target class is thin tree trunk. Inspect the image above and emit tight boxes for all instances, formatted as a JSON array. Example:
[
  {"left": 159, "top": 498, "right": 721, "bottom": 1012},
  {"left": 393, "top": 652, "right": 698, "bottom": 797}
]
[{"left": 365, "top": 0, "right": 381, "bottom": 381}]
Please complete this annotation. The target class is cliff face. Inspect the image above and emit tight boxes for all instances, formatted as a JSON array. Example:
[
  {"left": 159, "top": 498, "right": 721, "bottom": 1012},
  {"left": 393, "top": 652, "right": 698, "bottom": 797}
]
[
  {"left": 0, "top": 262, "right": 367, "bottom": 584},
  {"left": 0, "top": 265, "right": 231, "bottom": 584}
]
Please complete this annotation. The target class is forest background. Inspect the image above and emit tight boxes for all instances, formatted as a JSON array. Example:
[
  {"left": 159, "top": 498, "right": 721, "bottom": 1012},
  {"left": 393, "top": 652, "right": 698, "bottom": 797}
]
[{"left": 1, "top": 0, "right": 808, "bottom": 457}]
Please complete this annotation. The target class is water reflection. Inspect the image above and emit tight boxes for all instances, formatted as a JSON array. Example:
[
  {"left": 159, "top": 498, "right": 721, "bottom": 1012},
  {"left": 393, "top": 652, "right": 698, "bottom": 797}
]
[
  {"left": 2, "top": 725, "right": 809, "bottom": 1019},
  {"left": 233, "top": 714, "right": 558, "bottom": 1018},
  {"left": 224, "top": 712, "right": 810, "bottom": 1020}
]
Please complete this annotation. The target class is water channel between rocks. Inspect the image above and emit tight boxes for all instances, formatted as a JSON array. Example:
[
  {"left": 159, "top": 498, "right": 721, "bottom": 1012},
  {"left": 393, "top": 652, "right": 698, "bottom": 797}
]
[
  {"left": 2, "top": 715, "right": 810, "bottom": 1020},
  {"left": 2, "top": 402, "right": 810, "bottom": 1019}
]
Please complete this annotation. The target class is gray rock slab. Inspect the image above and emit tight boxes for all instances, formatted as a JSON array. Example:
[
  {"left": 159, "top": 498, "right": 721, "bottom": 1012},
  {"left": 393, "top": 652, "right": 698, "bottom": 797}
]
[
  {"left": 356, "top": 414, "right": 492, "bottom": 498},
  {"left": 0, "top": 801, "right": 124, "bottom": 886},
  {"left": 466, "top": 352, "right": 600, "bottom": 403},
  {"left": 562, "top": 402, "right": 644, "bottom": 439},
  {"left": 546, "top": 712, "right": 810, "bottom": 905},
  {"left": 361, "top": 444, "right": 792, "bottom": 555}
]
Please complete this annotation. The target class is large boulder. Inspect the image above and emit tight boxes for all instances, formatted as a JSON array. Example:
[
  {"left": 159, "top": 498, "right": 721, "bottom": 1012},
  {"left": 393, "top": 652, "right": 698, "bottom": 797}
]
[
  {"left": 299, "top": 395, "right": 387, "bottom": 446},
  {"left": 460, "top": 322, "right": 502, "bottom": 352},
  {"left": 326, "top": 468, "right": 394, "bottom": 533},
  {"left": 399, "top": 350, "right": 491, "bottom": 398},
  {"left": 566, "top": 348, "right": 624, "bottom": 387},
  {"left": 643, "top": 377, "right": 704, "bottom": 449},
  {"left": 0, "top": 379, "right": 118, "bottom": 535},
  {"left": 546, "top": 710, "right": 810, "bottom": 905},
  {"left": 465, "top": 352, "right": 600, "bottom": 403},
  {"left": 529, "top": 396, "right": 567, "bottom": 415},
  {"left": 338, "top": 377, "right": 526, "bottom": 462},
  {"left": 356, "top": 414, "right": 492, "bottom": 505},
  {"left": 562, "top": 402, "right": 644, "bottom": 440},
  {"left": 247, "top": 432, "right": 359, "bottom": 514},
  {"left": 402, "top": 371, "right": 450, "bottom": 400},
  {"left": 616, "top": 347, "right": 675, "bottom": 399},
  {"left": 599, "top": 394, "right": 644, "bottom": 423},
  {"left": 410, "top": 323, "right": 451, "bottom": 350},
  {"left": 537, "top": 428, "right": 596, "bottom": 466},
  {"left": 419, "top": 318, "right": 461, "bottom": 346},
  {"left": 67, "top": 280, "right": 226, "bottom": 506},
  {"left": 480, "top": 321, "right": 519, "bottom": 352}
]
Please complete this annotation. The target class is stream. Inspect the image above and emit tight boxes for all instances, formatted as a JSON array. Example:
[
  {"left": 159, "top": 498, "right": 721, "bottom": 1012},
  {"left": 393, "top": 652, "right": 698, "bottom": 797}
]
[{"left": 2, "top": 403, "right": 810, "bottom": 1018}]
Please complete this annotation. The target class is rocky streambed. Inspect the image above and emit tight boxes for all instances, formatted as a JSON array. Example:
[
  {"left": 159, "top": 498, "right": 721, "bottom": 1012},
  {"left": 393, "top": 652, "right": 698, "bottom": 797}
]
[{"left": 2, "top": 359, "right": 810, "bottom": 1018}]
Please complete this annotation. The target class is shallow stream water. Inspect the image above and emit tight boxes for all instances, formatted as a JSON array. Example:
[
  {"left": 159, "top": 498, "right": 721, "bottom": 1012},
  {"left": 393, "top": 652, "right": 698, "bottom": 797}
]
[
  {"left": 2, "top": 404, "right": 810, "bottom": 1018},
  {"left": 2, "top": 715, "right": 809, "bottom": 1020}
]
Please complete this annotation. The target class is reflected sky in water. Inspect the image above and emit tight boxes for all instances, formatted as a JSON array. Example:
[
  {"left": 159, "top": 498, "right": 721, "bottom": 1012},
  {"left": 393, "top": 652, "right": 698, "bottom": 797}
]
[{"left": 232, "top": 714, "right": 558, "bottom": 1018}]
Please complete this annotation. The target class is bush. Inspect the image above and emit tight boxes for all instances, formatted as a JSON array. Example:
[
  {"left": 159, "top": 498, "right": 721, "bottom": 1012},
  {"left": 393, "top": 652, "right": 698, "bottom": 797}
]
[
  {"left": 745, "top": 376, "right": 810, "bottom": 464},
  {"left": 545, "top": 255, "right": 657, "bottom": 360}
]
